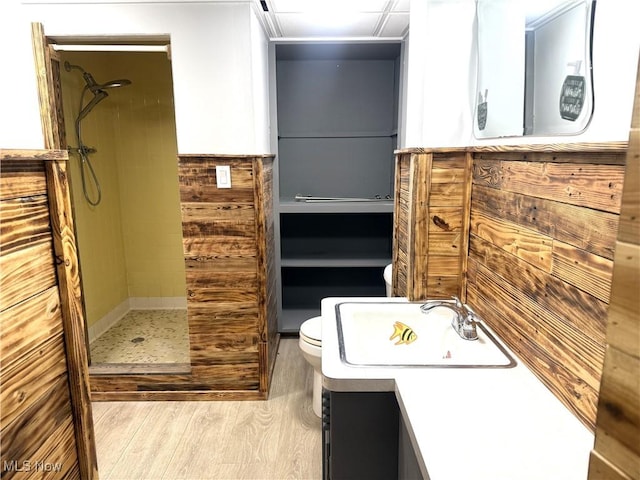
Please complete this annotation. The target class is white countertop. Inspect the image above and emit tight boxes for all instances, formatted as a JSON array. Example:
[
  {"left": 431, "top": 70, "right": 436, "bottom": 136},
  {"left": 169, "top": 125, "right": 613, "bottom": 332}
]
[{"left": 321, "top": 297, "right": 594, "bottom": 480}]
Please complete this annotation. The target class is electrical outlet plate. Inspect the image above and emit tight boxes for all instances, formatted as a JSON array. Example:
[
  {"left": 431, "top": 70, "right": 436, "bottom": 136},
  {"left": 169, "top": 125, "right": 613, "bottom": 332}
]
[{"left": 216, "top": 165, "right": 231, "bottom": 188}]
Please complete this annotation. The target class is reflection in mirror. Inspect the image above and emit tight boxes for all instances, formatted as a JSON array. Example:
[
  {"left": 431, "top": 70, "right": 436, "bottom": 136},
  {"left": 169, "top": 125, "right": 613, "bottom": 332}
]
[{"left": 475, "top": 0, "right": 595, "bottom": 138}]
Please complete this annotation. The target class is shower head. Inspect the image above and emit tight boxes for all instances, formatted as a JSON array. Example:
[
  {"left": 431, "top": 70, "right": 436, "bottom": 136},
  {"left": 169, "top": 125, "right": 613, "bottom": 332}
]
[
  {"left": 64, "top": 60, "right": 131, "bottom": 124},
  {"left": 99, "top": 78, "right": 132, "bottom": 89},
  {"left": 64, "top": 61, "right": 132, "bottom": 94},
  {"left": 76, "top": 90, "right": 109, "bottom": 123}
]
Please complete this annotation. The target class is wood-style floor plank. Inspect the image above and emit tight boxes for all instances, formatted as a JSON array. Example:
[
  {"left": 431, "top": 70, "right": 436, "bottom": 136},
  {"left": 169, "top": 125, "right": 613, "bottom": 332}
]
[
  {"left": 107, "top": 402, "right": 197, "bottom": 479},
  {"left": 92, "top": 401, "right": 155, "bottom": 478},
  {"left": 162, "top": 401, "right": 240, "bottom": 479},
  {"left": 93, "top": 338, "right": 322, "bottom": 480}
]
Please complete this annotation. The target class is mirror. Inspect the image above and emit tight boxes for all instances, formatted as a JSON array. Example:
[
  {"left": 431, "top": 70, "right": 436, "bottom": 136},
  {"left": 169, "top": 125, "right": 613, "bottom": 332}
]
[{"left": 475, "top": 0, "right": 595, "bottom": 138}]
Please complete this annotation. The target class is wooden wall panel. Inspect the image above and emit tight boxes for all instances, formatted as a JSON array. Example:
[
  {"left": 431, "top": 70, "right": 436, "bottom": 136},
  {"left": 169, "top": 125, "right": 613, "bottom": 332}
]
[
  {"left": 392, "top": 155, "right": 411, "bottom": 295},
  {"left": 467, "top": 149, "right": 626, "bottom": 431},
  {"left": 91, "top": 154, "right": 278, "bottom": 399},
  {"left": 0, "top": 287, "right": 62, "bottom": 368},
  {"left": 392, "top": 150, "right": 471, "bottom": 300},
  {"left": 499, "top": 161, "right": 624, "bottom": 213},
  {"left": 0, "top": 149, "right": 97, "bottom": 479},
  {"left": 0, "top": 195, "right": 51, "bottom": 255},
  {"left": 181, "top": 156, "right": 262, "bottom": 388},
  {"left": 589, "top": 59, "right": 640, "bottom": 480}
]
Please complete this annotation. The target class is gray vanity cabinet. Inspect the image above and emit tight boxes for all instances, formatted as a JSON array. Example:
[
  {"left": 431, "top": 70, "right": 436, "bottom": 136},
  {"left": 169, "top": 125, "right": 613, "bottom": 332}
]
[
  {"left": 323, "top": 391, "right": 400, "bottom": 479},
  {"left": 322, "top": 389, "right": 425, "bottom": 480}
]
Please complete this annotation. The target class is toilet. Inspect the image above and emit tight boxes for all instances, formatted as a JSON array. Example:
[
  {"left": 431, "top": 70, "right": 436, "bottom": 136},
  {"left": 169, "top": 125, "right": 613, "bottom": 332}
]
[
  {"left": 299, "top": 264, "right": 393, "bottom": 418},
  {"left": 298, "top": 316, "right": 323, "bottom": 417},
  {"left": 383, "top": 263, "right": 393, "bottom": 297}
]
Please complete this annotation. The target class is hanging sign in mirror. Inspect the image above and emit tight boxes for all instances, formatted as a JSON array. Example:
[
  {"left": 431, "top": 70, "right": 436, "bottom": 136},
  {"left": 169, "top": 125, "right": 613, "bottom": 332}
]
[{"left": 474, "top": 0, "right": 595, "bottom": 138}]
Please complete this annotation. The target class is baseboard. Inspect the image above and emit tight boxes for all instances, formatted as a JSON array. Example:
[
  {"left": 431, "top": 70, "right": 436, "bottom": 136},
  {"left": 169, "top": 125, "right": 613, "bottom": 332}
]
[
  {"left": 88, "top": 297, "right": 187, "bottom": 343},
  {"left": 129, "top": 297, "right": 187, "bottom": 310},
  {"left": 88, "top": 299, "right": 130, "bottom": 344}
]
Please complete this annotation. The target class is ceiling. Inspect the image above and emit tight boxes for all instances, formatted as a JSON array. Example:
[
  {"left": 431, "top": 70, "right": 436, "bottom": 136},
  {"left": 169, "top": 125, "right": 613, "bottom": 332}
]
[{"left": 252, "top": 0, "right": 410, "bottom": 40}]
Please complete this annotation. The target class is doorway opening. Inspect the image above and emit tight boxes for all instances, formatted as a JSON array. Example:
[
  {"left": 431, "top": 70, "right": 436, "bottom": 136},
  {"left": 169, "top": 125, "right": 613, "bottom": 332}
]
[{"left": 49, "top": 39, "right": 189, "bottom": 375}]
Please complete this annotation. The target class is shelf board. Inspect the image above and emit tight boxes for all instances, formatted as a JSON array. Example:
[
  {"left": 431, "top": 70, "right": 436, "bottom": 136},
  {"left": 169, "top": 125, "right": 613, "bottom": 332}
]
[
  {"left": 279, "top": 200, "right": 394, "bottom": 213},
  {"left": 278, "top": 131, "right": 395, "bottom": 139},
  {"left": 281, "top": 256, "right": 391, "bottom": 268},
  {"left": 279, "top": 308, "right": 320, "bottom": 333}
]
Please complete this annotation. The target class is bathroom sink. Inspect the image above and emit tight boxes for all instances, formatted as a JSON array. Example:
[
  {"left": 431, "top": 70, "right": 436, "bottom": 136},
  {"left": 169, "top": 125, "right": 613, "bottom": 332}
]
[{"left": 335, "top": 302, "right": 516, "bottom": 368}]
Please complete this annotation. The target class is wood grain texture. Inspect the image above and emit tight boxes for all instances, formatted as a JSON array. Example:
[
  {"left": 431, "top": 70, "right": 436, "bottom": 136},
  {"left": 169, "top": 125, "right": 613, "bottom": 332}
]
[
  {"left": 0, "top": 241, "right": 57, "bottom": 311},
  {"left": 0, "top": 287, "right": 62, "bottom": 370},
  {"left": 467, "top": 258, "right": 601, "bottom": 428},
  {"left": 470, "top": 141, "right": 627, "bottom": 154},
  {"left": 499, "top": 160, "right": 625, "bottom": 213},
  {"left": 470, "top": 210, "right": 554, "bottom": 272},
  {"left": 0, "top": 195, "right": 51, "bottom": 255},
  {"left": 471, "top": 181, "right": 619, "bottom": 259},
  {"left": 589, "top": 59, "right": 640, "bottom": 480},
  {"left": 392, "top": 154, "right": 410, "bottom": 296},
  {"left": 392, "top": 149, "right": 469, "bottom": 300},
  {"left": 467, "top": 148, "right": 624, "bottom": 432},
  {"left": 0, "top": 159, "right": 47, "bottom": 200},
  {"left": 392, "top": 152, "right": 471, "bottom": 300},
  {"left": 589, "top": 450, "right": 635, "bottom": 480},
  {"left": 45, "top": 159, "right": 100, "bottom": 479},
  {"left": 1, "top": 149, "right": 95, "bottom": 479},
  {"left": 31, "top": 23, "right": 60, "bottom": 149},
  {"left": 1, "top": 332, "right": 69, "bottom": 429}
]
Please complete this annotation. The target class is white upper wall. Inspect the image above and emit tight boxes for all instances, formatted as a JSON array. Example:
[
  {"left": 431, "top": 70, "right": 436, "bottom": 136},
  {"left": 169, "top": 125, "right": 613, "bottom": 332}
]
[
  {"left": 1, "top": 0, "right": 638, "bottom": 152},
  {"left": 0, "top": 0, "right": 272, "bottom": 154},
  {"left": 405, "top": 0, "right": 640, "bottom": 147},
  {"left": 404, "top": 0, "right": 477, "bottom": 147}
]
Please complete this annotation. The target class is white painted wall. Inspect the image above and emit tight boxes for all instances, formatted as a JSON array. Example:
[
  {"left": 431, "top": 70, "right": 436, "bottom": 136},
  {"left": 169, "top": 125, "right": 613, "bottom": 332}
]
[
  {"left": 1, "top": 0, "right": 638, "bottom": 152},
  {"left": 0, "top": 0, "right": 271, "bottom": 154},
  {"left": 250, "top": 9, "right": 272, "bottom": 154},
  {"left": 475, "top": 0, "right": 526, "bottom": 138},
  {"left": 404, "top": 0, "right": 477, "bottom": 147},
  {"left": 405, "top": 0, "right": 640, "bottom": 147}
]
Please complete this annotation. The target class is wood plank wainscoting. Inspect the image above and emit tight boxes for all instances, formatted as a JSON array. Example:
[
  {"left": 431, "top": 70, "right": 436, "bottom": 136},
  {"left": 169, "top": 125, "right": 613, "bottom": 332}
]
[
  {"left": 392, "top": 149, "right": 472, "bottom": 300},
  {"left": 467, "top": 144, "right": 627, "bottom": 431},
  {"left": 393, "top": 142, "right": 628, "bottom": 433},
  {"left": 90, "top": 155, "right": 279, "bottom": 400},
  {"left": 588, "top": 60, "right": 640, "bottom": 480},
  {"left": 0, "top": 149, "right": 98, "bottom": 479}
]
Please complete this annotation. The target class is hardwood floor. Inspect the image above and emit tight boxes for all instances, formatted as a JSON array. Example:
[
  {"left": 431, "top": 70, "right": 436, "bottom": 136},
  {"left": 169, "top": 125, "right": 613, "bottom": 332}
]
[{"left": 91, "top": 338, "right": 322, "bottom": 479}]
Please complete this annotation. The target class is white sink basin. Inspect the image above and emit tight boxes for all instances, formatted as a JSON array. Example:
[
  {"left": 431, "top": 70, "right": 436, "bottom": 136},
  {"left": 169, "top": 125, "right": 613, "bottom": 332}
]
[{"left": 335, "top": 302, "right": 516, "bottom": 368}]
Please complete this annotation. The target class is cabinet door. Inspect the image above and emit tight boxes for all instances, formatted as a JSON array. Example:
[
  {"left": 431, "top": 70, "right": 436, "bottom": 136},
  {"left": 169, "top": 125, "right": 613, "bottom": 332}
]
[
  {"left": 327, "top": 391, "right": 399, "bottom": 479},
  {"left": 399, "top": 416, "right": 425, "bottom": 480}
]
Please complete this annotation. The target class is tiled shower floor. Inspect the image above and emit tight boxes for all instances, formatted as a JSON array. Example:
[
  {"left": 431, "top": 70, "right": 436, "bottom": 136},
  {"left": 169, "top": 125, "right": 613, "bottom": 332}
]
[{"left": 90, "top": 310, "right": 189, "bottom": 364}]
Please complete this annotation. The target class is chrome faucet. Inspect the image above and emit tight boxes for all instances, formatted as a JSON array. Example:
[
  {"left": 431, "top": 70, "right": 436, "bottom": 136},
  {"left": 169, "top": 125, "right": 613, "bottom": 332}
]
[{"left": 420, "top": 296, "right": 479, "bottom": 341}]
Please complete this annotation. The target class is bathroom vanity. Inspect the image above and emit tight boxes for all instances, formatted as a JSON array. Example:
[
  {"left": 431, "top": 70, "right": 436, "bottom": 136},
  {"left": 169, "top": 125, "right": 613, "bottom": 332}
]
[{"left": 320, "top": 297, "right": 594, "bottom": 480}]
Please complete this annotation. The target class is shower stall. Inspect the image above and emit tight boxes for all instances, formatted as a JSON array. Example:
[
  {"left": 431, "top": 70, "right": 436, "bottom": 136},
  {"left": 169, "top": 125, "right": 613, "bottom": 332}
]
[{"left": 59, "top": 51, "right": 187, "bottom": 368}]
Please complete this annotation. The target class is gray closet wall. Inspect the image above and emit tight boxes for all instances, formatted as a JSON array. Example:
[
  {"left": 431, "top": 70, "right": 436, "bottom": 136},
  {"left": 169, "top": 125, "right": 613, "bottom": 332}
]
[{"left": 275, "top": 43, "right": 402, "bottom": 332}]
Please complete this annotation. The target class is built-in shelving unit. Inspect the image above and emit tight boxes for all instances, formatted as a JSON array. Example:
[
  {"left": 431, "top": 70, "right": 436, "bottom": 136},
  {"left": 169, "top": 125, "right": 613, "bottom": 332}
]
[{"left": 275, "top": 43, "right": 402, "bottom": 332}]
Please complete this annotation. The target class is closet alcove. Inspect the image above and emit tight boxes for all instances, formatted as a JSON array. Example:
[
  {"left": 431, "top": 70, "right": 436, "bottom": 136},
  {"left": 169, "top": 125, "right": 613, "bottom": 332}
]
[{"left": 273, "top": 42, "right": 403, "bottom": 332}]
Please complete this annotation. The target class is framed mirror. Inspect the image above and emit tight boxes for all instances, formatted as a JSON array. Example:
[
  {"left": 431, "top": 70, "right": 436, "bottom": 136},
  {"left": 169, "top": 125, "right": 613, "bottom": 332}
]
[{"left": 474, "top": 0, "right": 596, "bottom": 138}]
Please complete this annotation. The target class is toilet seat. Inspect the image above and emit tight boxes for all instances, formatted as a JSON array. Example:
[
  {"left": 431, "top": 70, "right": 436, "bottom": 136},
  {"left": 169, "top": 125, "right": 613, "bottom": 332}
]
[{"left": 300, "top": 316, "right": 322, "bottom": 347}]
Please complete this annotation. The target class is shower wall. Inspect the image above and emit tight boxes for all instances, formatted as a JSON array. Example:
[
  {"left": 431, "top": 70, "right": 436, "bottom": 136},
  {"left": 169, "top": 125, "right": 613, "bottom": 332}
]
[{"left": 61, "top": 51, "right": 185, "bottom": 333}]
